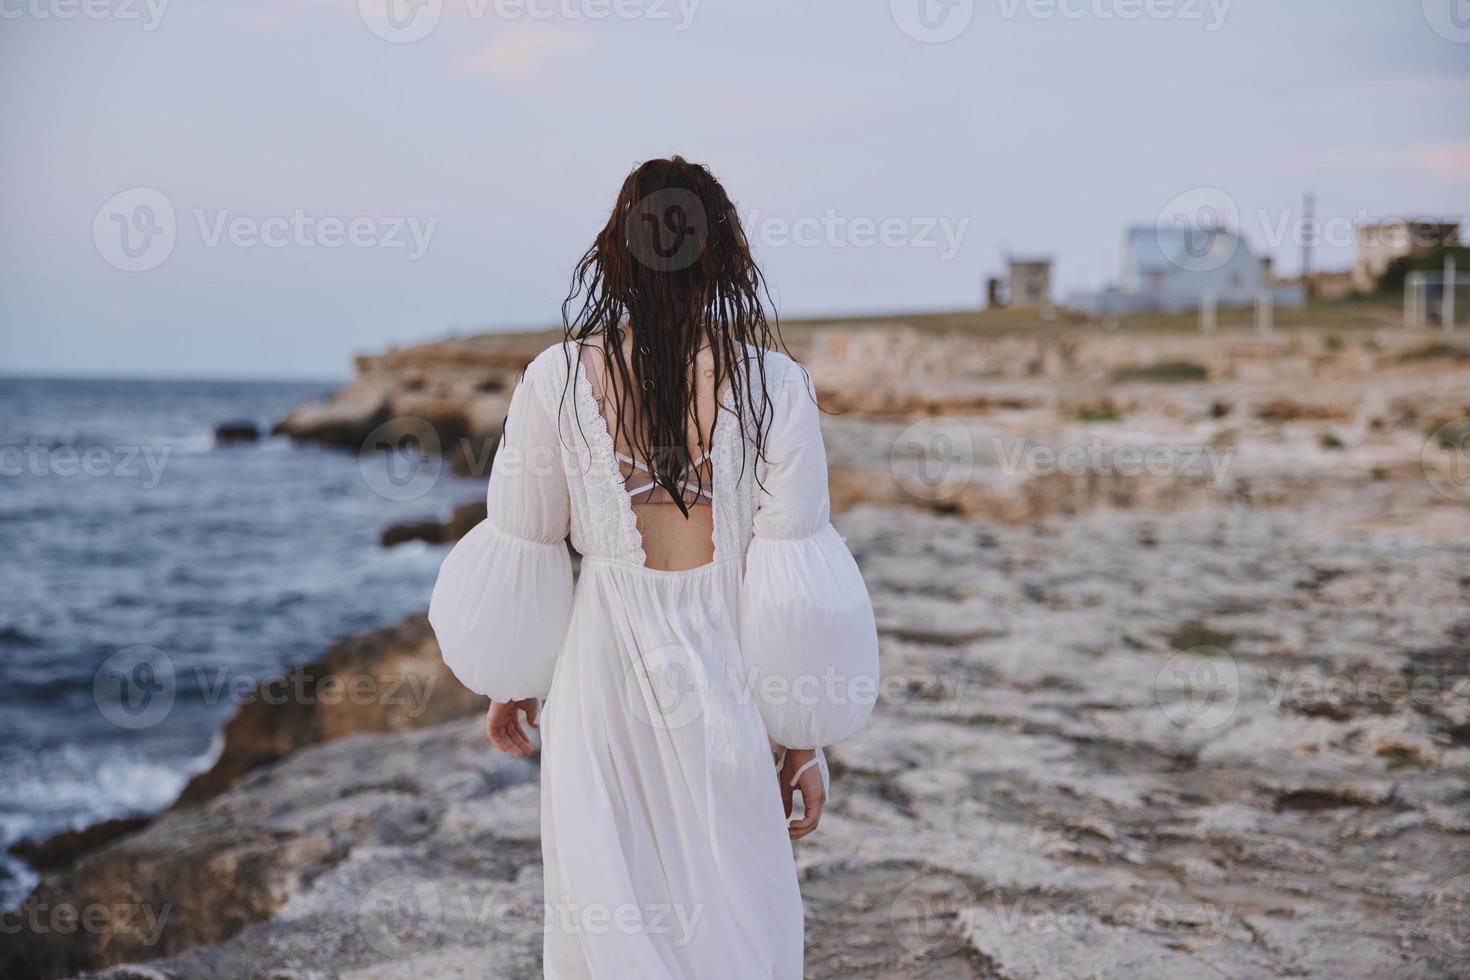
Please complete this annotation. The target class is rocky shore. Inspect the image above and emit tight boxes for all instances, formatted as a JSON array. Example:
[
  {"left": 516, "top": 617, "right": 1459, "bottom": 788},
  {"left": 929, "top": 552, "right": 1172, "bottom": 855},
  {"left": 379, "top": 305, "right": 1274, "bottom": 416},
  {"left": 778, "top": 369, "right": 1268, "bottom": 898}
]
[
  {"left": 7, "top": 314, "right": 1469, "bottom": 978},
  {"left": 271, "top": 331, "right": 557, "bottom": 477}
]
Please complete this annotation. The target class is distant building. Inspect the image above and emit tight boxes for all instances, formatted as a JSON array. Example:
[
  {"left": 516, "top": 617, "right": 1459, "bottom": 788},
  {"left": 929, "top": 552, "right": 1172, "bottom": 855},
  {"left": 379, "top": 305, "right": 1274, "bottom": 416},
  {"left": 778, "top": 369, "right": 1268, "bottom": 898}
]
[
  {"left": 1353, "top": 219, "right": 1462, "bottom": 292},
  {"left": 1074, "top": 226, "right": 1303, "bottom": 314},
  {"left": 1306, "top": 269, "right": 1355, "bottom": 302},
  {"left": 1007, "top": 257, "right": 1052, "bottom": 308}
]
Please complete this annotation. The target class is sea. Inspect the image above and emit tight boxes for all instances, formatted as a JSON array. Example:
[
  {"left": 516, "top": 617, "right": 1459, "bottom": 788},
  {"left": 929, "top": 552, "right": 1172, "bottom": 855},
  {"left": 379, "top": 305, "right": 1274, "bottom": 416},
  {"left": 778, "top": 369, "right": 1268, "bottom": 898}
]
[{"left": 0, "top": 376, "right": 484, "bottom": 906}]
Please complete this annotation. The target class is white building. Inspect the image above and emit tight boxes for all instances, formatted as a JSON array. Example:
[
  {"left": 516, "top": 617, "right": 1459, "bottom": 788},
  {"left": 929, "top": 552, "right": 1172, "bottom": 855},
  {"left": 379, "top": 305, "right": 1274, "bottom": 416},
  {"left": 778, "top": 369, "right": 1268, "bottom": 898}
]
[{"left": 1076, "top": 226, "right": 1303, "bottom": 314}]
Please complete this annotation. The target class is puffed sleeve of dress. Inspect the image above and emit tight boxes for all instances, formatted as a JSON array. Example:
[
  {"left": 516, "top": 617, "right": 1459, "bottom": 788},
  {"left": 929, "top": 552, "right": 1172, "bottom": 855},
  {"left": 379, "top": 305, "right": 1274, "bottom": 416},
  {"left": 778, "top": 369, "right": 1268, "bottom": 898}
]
[
  {"left": 739, "top": 363, "right": 880, "bottom": 750},
  {"left": 429, "top": 352, "right": 573, "bottom": 701}
]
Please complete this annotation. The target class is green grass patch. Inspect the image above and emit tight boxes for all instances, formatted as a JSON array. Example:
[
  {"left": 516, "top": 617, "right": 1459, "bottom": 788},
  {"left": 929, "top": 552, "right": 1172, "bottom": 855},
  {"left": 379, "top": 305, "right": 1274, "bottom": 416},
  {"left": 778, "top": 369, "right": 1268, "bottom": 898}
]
[
  {"left": 1381, "top": 748, "right": 1432, "bottom": 772},
  {"left": 1073, "top": 397, "right": 1122, "bottom": 422},
  {"left": 1167, "top": 623, "right": 1237, "bottom": 652},
  {"left": 1397, "top": 342, "right": 1470, "bottom": 363},
  {"left": 1113, "top": 360, "right": 1209, "bottom": 383}
]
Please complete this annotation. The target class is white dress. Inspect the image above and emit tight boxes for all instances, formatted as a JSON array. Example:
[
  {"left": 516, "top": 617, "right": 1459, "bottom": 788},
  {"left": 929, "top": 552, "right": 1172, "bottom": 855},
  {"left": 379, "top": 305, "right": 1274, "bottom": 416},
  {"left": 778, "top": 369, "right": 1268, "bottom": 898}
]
[{"left": 429, "top": 342, "right": 880, "bottom": 979}]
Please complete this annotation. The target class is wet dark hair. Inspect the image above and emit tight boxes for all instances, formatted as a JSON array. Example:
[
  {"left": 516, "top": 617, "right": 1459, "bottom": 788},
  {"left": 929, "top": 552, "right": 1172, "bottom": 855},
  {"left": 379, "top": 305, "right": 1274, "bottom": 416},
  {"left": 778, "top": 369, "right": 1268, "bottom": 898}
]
[{"left": 560, "top": 156, "right": 784, "bottom": 516}]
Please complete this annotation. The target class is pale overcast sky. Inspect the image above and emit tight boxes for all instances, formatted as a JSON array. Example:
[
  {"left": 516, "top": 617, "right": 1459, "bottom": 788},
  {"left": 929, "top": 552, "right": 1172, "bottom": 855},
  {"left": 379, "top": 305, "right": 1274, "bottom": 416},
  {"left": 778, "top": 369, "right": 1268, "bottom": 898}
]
[{"left": 2, "top": 0, "right": 1467, "bottom": 378}]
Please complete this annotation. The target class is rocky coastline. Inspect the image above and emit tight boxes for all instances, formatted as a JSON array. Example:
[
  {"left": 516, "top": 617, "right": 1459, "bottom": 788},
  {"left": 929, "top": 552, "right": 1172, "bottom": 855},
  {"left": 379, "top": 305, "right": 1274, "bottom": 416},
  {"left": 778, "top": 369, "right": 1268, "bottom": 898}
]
[{"left": 7, "top": 314, "right": 1470, "bottom": 978}]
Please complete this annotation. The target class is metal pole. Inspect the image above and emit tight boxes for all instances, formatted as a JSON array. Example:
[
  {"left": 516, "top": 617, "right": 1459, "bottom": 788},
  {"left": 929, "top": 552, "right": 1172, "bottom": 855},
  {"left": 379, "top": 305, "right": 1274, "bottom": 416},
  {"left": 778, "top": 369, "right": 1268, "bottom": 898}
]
[
  {"left": 1405, "top": 272, "right": 1419, "bottom": 329},
  {"left": 1256, "top": 291, "right": 1273, "bottom": 335},
  {"left": 1444, "top": 255, "right": 1457, "bottom": 334},
  {"left": 1301, "top": 192, "right": 1315, "bottom": 303}
]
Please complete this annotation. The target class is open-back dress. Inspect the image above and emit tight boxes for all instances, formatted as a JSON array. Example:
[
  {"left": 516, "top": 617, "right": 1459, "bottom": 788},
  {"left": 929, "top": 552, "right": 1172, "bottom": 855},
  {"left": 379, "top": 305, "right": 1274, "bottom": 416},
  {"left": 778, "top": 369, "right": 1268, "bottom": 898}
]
[{"left": 429, "top": 341, "right": 880, "bottom": 979}]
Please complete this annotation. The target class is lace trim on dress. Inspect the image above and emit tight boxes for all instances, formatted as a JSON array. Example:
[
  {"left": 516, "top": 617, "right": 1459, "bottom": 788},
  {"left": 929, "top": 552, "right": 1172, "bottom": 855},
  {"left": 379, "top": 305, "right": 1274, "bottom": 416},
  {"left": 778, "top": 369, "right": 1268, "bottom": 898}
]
[{"left": 568, "top": 352, "right": 647, "bottom": 566}]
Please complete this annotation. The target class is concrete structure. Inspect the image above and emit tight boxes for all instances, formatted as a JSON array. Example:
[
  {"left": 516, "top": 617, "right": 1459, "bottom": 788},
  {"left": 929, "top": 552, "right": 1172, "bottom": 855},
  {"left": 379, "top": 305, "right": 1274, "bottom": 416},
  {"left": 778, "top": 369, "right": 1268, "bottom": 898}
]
[
  {"left": 1306, "top": 269, "right": 1356, "bottom": 302},
  {"left": 1354, "top": 219, "right": 1461, "bottom": 293},
  {"left": 1007, "top": 257, "right": 1052, "bottom": 308}
]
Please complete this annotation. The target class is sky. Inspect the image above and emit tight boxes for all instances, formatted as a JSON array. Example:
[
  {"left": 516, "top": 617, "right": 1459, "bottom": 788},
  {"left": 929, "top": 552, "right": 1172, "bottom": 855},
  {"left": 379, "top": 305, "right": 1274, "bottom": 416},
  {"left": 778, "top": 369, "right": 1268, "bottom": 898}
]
[{"left": 1, "top": 0, "right": 1468, "bottom": 379}]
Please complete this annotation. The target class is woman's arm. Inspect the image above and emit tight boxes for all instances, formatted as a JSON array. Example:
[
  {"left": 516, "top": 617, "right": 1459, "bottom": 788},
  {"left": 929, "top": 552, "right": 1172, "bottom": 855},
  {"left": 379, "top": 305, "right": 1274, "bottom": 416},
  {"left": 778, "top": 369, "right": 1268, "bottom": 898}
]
[
  {"left": 741, "top": 361, "right": 880, "bottom": 834},
  {"left": 429, "top": 350, "right": 574, "bottom": 736}
]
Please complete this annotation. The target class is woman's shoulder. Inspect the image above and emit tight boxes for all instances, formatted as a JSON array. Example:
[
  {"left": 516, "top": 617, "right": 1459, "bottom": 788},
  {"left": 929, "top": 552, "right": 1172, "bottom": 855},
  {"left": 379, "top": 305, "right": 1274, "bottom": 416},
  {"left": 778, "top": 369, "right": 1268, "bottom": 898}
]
[
  {"left": 739, "top": 345, "right": 810, "bottom": 394},
  {"left": 520, "top": 341, "right": 580, "bottom": 390}
]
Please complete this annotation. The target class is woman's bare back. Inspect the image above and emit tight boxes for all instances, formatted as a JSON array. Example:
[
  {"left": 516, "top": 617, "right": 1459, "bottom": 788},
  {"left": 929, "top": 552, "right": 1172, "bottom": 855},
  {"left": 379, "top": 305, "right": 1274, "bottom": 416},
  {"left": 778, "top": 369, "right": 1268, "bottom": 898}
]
[{"left": 580, "top": 335, "right": 725, "bottom": 571}]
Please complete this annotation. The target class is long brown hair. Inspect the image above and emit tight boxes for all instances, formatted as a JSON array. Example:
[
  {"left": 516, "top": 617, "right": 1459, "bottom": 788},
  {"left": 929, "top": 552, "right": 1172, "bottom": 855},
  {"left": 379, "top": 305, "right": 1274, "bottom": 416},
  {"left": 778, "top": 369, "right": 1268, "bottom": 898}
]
[{"left": 561, "top": 157, "right": 783, "bottom": 516}]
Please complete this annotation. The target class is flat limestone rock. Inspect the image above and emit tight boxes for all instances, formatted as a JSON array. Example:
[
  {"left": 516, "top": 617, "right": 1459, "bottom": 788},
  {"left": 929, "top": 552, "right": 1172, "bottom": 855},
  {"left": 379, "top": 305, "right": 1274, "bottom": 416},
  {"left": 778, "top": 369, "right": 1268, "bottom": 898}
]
[{"left": 965, "top": 903, "right": 1228, "bottom": 980}]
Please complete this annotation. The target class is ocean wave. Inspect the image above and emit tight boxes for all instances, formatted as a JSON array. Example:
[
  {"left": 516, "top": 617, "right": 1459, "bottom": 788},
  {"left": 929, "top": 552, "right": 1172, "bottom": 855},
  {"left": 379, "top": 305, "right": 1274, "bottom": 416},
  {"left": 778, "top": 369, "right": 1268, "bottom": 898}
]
[{"left": 0, "top": 377, "right": 461, "bottom": 908}]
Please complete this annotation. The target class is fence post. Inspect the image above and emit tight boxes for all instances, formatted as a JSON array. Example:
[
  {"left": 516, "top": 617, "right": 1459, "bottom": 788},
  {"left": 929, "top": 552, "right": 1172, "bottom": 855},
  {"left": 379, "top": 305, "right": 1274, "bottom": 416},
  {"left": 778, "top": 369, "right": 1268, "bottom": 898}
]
[
  {"left": 1200, "top": 291, "right": 1216, "bottom": 334},
  {"left": 1445, "top": 255, "right": 1457, "bottom": 334},
  {"left": 1255, "top": 291, "right": 1273, "bottom": 335}
]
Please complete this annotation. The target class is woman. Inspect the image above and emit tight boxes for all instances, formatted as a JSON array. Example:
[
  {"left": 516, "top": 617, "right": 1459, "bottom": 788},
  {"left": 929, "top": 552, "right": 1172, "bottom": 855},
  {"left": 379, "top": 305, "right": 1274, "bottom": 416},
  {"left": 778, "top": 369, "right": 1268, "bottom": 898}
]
[{"left": 429, "top": 157, "right": 879, "bottom": 979}]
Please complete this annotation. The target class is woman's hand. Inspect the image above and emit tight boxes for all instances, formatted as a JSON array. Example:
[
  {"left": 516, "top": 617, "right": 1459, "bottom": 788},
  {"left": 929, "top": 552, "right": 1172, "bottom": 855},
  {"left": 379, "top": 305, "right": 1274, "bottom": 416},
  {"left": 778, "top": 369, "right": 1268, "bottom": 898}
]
[
  {"left": 779, "top": 748, "right": 826, "bottom": 840},
  {"left": 486, "top": 698, "right": 540, "bottom": 756}
]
